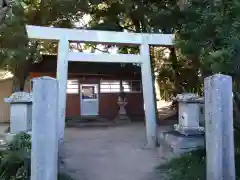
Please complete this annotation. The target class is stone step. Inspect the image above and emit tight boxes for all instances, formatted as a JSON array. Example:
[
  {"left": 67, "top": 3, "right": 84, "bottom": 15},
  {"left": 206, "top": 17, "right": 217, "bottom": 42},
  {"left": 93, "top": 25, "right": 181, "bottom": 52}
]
[
  {"left": 66, "top": 121, "right": 115, "bottom": 128},
  {"left": 66, "top": 116, "right": 109, "bottom": 122},
  {"left": 66, "top": 116, "right": 115, "bottom": 127}
]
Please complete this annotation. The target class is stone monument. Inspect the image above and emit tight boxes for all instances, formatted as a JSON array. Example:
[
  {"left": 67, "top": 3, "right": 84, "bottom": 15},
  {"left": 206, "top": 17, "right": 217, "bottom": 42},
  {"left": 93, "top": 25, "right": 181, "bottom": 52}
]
[
  {"left": 114, "top": 85, "right": 131, "bottom": 124},
  {"left": 204, "top": 74, "right": 235, "bottom": 180},
  {"left": 4, "top": 92, "right": 32, "bottom": 134},
  {"left": 31, "top": 76, "right": 58, "bottom": 180}
]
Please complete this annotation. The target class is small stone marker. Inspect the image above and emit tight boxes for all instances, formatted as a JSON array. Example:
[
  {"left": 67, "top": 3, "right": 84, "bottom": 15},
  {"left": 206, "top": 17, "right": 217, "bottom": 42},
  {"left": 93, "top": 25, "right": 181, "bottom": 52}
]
[
  {"left": 31, "top": 77, "right": 59, "bottom": 180},
  {"left": 4, "top": 92, "right": 32, "bottom": 134},
  {"left": 204, "top": 74, "right": 235, "bottom": 180}
]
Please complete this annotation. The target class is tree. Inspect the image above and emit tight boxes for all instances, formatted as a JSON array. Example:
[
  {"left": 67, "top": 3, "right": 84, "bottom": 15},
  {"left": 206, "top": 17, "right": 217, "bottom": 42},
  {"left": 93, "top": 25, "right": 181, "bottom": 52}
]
[
  {"left": 0, "top": 0, "right": 89, "bottom": 91},
  {"left": 173, "top": 0, "right": 240, "bottom": 137},
  {"left": 81, "top": 0, "right": 203, "bottom": 100},
  {"left": 176, "top": 0, "right": 240, "bottom": 78},
  {"left": 0, "top": 0, "right": 210, "bottom": 98}
]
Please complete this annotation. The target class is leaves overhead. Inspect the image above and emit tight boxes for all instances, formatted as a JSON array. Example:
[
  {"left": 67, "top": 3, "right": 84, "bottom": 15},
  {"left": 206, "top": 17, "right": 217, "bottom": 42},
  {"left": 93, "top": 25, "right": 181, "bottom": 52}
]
[
  {"left": 2, "top": 0, "right": 240, "bottom": 98},
  {"left": 0, "top": 0, "right": 89, "bottom": 90}
]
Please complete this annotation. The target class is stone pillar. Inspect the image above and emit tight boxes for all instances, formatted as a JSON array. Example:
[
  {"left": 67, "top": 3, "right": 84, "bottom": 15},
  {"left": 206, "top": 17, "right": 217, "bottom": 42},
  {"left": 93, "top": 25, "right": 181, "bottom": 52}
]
[
  {"left": 4, "top": 92, "right": 32, "bottom": 134},
  {"left": 204, "top": 74, "right": 235, "bottom": 180},
  {"left": 31, "top": 77, "right": 58, "bottom": 180},
  {"left": 140, "top": 44, "right": 157, "bottom": 148},
  {"left": 57, "top": 37, "right": 69, "bottom": 143}
]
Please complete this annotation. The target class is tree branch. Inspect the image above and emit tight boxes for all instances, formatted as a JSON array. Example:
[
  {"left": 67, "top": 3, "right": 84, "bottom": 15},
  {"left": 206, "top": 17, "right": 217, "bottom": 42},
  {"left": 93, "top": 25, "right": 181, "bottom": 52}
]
[
  {"left": 0, "top": 3, "right": 10, "bottom": 25},
  {"left": 70, "top": 41, "right": 110, "bottom": 53}
]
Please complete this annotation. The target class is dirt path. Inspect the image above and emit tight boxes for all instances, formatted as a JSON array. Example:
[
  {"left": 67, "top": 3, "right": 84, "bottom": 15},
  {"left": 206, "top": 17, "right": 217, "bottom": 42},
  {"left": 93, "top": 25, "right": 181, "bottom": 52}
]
[{"left": 61, "top": 123, "right": 171, "bottom": 180}]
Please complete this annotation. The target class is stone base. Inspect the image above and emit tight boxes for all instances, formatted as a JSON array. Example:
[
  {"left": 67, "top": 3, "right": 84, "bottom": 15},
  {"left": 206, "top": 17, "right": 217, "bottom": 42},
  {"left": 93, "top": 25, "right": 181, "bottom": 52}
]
[
  {"left": 114, "top": 114, "right": 131, "bottom": 125},
  {"left": 158, "top": 130, "right": 205, "bottom": 154},
  {"left": 174, "top": 124, "right": 204, "bottom": 136}
]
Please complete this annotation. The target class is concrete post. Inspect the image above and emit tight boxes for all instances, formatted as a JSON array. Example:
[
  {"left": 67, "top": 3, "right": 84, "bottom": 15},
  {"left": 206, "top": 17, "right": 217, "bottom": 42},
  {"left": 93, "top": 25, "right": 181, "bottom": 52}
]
[
  {"left": 57, "top": 37, "right": 69, "bottom": 143},
  {"left": 204, "top": 74, "right": 235, "bottom": 180},
  {"left": 220, "top": 75, "right": 235, "bottom": 180},
  {"left": 31, "top": 77, "right": 58, "bottom": 180},
  {"left": 140, "top": 44, "right": 157, "bottom": 148}
]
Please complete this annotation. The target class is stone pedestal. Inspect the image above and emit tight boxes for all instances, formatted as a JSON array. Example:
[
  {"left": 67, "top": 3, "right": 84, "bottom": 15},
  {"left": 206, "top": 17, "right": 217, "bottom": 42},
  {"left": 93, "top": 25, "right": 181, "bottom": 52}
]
[
  {"left": 114, "top": 98, "right": 131, "bottom": 124},
  {"left": 159, "top": 130, "right": 205, "bottom": 154},
  {"left": 4, "top": 92, "right": 32, "bottom": 134},
  {"left": 173, "top": 93, "right": 204, "bottom": 136}
]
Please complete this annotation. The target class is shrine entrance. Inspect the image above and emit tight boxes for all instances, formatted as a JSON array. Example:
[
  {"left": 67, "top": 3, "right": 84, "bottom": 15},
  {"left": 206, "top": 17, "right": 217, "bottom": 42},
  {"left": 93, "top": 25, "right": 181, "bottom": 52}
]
[{"left": 26, "top": 25, "right": 174, "bottom": 147}]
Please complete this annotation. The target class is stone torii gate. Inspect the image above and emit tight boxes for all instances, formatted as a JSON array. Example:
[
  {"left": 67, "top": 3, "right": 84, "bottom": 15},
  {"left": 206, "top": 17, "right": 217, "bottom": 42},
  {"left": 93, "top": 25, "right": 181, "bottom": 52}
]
[{"left": 26, "top": 25, "right": 174, "bottom": 147}]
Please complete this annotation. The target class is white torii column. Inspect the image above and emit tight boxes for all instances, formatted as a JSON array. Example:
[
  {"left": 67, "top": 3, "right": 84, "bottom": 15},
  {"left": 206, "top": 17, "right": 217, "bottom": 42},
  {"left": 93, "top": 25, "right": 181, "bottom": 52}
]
[
  {"left": 57, "top": 37, "right": 69, "bottom": 143},
  {"left": 140, "top": 44, "right": 157, "bottom": 148}
]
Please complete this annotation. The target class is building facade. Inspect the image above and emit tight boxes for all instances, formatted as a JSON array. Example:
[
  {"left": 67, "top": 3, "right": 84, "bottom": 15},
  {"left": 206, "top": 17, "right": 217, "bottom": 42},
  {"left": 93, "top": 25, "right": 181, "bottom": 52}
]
[{"left": 27, "top": 55, "right": 145, "bottom": 120}]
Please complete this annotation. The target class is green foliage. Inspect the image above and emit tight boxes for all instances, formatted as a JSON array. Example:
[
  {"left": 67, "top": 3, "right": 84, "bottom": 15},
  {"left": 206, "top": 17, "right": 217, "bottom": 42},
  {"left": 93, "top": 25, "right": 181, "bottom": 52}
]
[
  {"left": 154, "top": 0, "right": 240, "bottom": 99},
  {"left": 176, "top": 1, "right": 240, "bottom": 163},
  {"left": 0, "top": 0, "right": 202, "bottom": 97},
  {"left": 0, "top": 132, "right": 73, "bottom": 180},
  {"left": 176, "top": 0, "right": 240, "bottom": 77},
  {"left": 157, "top": 149, "right": 206, "bottom": 180},
  {"left": 158, "top": 149, "right": 240, "bottom": 180},
  {"left": 0, "top": 132, "right": 31, "bottom": 180},
  {"left": 3, "top": 0, "right": 240, "bottom": 98},
  {"left": 0, "top": 0, "right": 87, "bottom": 89},
  {"left": 58, "top": 172, "right": 74, "bottom": 180},
  {"left": 154, "top": 47, "right": 203, "bottom": 100},
  {"left": 83, "top": 0, "right": 201, "bottom": 99}
]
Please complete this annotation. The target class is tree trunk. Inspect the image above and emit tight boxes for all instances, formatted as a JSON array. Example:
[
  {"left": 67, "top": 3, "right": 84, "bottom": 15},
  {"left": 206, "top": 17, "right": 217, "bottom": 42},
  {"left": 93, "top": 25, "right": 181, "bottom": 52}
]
[
  {"left": 12, "top": 56, "right": 32, "bottom": 92},
  {"left": 169, "top": 46, "right": 182, "bottom": 96}
]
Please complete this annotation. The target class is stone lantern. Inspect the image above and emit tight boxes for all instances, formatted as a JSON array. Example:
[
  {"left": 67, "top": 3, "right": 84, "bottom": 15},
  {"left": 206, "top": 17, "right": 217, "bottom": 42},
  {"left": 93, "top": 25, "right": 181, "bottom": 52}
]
[
  {"left": 158, "top": 93, "right": 205, "bottom": 154},
  {"left": 114, "top": 85, "right": 131, "bottom": 124},
  {"left": 173, "top": 93, "right": 204, "bottom": 135},
  {"left": 4, "top": 92, "right": 33, "bottom": 134}
]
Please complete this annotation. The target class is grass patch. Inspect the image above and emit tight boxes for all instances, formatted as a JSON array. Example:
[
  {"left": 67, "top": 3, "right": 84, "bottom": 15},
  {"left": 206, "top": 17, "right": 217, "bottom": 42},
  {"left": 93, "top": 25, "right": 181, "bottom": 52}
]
[
  {"left": 58, "top": 172, "right": 74, "bottom": 180},
  {"left": 157, "top": 149, "right": 206, "bottom": 180},
  {"left": 157, "top": 149, "right": 240, "bottom": 180}
]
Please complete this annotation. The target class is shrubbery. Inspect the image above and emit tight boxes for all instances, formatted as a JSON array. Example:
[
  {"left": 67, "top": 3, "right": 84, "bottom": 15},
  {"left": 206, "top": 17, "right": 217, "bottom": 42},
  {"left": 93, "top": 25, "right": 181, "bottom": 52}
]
[
  {"left": 0, "top": 132, "right": 73, "bottom": 180},
  {"left": 158, "top": 148, "right": 240, "bottom": 180},
  {"left": 0, "top": 132, "right": 31, "bottom": 180}
]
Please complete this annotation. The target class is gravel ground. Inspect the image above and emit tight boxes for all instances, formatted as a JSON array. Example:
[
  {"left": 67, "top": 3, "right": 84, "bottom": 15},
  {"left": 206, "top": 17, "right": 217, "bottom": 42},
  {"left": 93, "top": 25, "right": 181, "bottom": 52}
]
[{"left": 61, "top": 123, "right": 172, "bottom": 180}]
